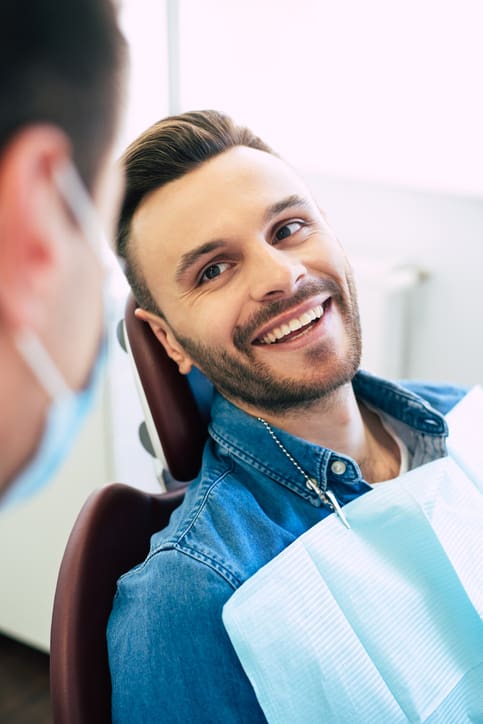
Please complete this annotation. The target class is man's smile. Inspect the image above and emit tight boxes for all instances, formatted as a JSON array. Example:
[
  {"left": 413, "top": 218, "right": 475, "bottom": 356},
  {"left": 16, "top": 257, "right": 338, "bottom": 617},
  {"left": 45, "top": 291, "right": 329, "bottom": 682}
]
[
  {"left": 252, "top": 297, "right": 332, "bottom": 347},
  {"left": 254, "top": 304, "right": 324, "bottom": 344}
]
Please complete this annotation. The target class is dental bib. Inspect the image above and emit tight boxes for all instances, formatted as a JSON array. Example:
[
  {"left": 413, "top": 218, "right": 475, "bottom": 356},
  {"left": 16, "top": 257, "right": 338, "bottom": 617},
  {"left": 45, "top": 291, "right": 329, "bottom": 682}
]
[{"left": 222, "top": 387, "right": 483, "bottom": 723}]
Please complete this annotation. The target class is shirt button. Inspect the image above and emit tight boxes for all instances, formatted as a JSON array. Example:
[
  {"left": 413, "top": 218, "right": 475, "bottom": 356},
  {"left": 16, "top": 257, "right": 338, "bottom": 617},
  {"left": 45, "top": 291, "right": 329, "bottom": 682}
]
[{"left": 330, "top": 459, "right": 347, "bottom": 475}]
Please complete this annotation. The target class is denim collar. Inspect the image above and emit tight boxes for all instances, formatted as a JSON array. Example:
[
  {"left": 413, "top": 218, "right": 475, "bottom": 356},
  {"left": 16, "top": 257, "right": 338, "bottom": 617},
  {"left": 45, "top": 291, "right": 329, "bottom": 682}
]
[{"left": 209, "top": 370, "right": 448, "bottom": 499}]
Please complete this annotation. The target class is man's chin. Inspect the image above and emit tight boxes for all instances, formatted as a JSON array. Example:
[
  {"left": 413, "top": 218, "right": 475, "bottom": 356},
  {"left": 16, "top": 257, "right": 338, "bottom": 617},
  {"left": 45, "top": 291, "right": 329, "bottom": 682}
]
[
  {"left": 179, "top": 329, "right": 361, "bottom": 416},
  {"left": 219, "top": 364, "right": 359, "bottom": 417}
]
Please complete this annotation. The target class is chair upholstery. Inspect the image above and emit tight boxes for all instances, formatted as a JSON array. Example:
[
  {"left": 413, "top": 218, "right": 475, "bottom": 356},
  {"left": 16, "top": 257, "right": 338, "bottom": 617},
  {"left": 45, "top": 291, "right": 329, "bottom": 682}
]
[
  {"left": 50, "top": 483, "right": 185, "bottom": 724},
  {"left": 123, "top": 293, "right": 210, "bottom": 482}
]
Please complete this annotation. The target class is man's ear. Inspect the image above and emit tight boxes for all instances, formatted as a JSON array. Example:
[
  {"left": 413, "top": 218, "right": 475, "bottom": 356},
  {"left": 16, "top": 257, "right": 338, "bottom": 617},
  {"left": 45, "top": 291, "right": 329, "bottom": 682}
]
[
  {"left": 0, "top": 125, "right": 72, "bottom": 332},
  {"left": 135, "top": 307, "right": 194, "bottom": 375}
]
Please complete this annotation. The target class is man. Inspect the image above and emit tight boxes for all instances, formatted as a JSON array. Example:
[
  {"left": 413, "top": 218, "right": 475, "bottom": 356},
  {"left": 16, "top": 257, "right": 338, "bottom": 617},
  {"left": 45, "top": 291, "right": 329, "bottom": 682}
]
[
  {"left": 0, "top": 0, "right": 125, "bottom": 503},
  {"left": 108, "top": 111, "right": 467, "bottom": 722}
]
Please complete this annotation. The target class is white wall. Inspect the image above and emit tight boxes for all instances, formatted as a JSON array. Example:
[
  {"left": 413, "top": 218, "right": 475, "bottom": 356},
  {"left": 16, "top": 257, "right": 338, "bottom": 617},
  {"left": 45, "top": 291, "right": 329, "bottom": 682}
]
[
  {"left": 116, "top": 0, "right": 170, "bottom": 155},
  {"left": 177, "top": 0, "right": 483, "bottom": 197}
]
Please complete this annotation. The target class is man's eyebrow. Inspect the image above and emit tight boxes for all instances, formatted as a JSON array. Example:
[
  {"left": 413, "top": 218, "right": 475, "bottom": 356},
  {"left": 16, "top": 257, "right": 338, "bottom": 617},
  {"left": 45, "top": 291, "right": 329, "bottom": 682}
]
[
  {"left": 262, "top": 194, "right": 311, "bottom": 224},
  {"left": 175, "top": 195, "right": 311, "bottom": 283},
  {"left": 176, "top": 240, "right": 226, "bottom": 283}
]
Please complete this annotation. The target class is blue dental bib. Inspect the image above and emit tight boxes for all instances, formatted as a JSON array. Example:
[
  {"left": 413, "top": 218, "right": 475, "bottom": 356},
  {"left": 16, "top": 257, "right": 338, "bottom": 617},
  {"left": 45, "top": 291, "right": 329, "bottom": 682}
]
[{"left": 223, "top": 388, "right": 483, "bottom": 723}]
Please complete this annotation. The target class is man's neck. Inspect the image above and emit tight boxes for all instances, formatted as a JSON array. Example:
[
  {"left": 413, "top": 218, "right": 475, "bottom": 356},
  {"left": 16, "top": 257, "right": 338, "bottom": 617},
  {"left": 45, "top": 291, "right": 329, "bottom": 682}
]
[{"left": 237, "top": 382, "right": 401, "bottom": 484}]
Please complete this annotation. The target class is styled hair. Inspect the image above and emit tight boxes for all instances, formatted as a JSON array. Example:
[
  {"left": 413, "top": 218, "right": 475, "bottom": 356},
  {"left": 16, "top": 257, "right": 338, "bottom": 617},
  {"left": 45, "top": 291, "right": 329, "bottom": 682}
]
[
  {"left": 0, "top": 0, "right": 126, "bottom": 190},
  {"left": 117, "top": 110, "right": 275, "bottom": 314}
]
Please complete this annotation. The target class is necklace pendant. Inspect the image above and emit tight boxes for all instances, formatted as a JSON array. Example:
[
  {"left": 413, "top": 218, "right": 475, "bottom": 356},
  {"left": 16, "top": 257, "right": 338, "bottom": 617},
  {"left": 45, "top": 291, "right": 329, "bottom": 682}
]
[
  {"left": 325, "top": 489, "right": 351, "bottom": 530},
  {"left": 305, "top": 477, "right": 327, "bottom": 501},
  {"left": 306, "top": 478, "right": 351, "bottom": 530}
]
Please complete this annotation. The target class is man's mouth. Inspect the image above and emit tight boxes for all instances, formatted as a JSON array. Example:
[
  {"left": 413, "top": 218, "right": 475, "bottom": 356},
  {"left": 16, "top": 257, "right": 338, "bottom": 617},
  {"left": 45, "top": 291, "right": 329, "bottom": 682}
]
[{"left": 254, "top": 301, "right": 329, "bottom": 346}]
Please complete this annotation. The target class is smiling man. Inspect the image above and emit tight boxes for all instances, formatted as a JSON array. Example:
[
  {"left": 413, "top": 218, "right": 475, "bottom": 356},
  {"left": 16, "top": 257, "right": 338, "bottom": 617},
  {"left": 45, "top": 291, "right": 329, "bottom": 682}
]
[{"left": 108, "top": 111, "right": 467, "bottom": 722}]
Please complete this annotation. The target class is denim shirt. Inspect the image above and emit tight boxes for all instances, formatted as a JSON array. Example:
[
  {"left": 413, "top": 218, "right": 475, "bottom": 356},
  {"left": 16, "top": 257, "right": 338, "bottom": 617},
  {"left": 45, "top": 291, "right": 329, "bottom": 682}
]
[{"left": 108, "top": 371, "right": 466, "bottom": 724}]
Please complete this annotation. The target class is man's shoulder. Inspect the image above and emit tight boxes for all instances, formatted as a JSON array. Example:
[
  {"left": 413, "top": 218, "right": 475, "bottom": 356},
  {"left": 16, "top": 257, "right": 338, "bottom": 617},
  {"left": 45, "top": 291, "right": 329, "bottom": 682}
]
[
  {"left": 116, "top": 477, "right": 243, "bottom": 590},
  {"left": 114, "top": 456, "right": 281, "bottom": 597},
  {"left": 398, "top": 380, "right": 468, "bottom": 416},
  {"left": 355, "top": 370, "right": 468, "bottom": 421}
]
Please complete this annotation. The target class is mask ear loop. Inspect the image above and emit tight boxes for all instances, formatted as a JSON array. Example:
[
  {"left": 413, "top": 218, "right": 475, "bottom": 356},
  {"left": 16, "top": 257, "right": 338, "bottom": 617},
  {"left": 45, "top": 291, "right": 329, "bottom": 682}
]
[
  {"left": 52, "top": 162, "right": 108, "bottom": 259},
  {"left": 15, "top": 329, "right": 70, "bottom": 400},
  {"left": 57, "top": 157, "right": 132, "bottom": 305}
]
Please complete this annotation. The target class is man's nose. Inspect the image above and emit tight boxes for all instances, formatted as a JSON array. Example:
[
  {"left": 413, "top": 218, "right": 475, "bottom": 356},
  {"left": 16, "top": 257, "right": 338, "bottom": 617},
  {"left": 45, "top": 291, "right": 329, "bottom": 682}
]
[{"left": 246, "top": 244, "right": 307, "bottom": 302}]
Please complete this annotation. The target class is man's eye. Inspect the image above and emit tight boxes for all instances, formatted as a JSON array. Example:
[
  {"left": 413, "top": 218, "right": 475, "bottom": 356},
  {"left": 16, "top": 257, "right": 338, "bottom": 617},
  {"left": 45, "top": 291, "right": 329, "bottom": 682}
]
[
  {"left": 199, "top": 261, "right": 231, "bottom": 285},
  {"left": 274, "top": 220, "right": 303, "bottom": 242}
]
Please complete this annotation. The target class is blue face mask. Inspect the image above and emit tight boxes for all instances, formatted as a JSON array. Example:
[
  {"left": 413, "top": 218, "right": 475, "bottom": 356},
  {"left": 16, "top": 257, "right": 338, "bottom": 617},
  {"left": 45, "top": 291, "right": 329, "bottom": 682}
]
[
  {"left": 0, "top": 337, "right": 106, "bottom": 510},
  {"left": 0, "top": 161, "right": 110, "bottom": 511}
]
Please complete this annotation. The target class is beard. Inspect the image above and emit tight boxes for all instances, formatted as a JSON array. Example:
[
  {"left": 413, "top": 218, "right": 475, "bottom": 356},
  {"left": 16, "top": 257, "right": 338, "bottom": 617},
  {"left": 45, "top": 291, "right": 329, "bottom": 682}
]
[{"left": 172, "top": 275, "right": 362, "bottom": 416}]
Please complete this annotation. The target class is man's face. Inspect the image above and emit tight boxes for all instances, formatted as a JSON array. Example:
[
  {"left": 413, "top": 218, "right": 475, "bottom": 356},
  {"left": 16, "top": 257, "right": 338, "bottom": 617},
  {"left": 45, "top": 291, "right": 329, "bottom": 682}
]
[{"left": 132, "top": 146, "right": 361, "bottom": 415}]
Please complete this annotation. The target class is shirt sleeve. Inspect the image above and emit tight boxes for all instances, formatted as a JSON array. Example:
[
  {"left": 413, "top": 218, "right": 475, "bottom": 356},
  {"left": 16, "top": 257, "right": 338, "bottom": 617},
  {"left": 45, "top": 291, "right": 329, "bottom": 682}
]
[{"left": 107, "top": 547, "right": 267, "bottom": 724}]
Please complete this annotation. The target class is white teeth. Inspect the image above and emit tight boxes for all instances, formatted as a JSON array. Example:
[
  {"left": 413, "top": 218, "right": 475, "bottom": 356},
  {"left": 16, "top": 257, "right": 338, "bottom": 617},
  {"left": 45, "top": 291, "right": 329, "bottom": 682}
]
[{"left": 260, "top": 304, "right": 325, "bottom": 345}]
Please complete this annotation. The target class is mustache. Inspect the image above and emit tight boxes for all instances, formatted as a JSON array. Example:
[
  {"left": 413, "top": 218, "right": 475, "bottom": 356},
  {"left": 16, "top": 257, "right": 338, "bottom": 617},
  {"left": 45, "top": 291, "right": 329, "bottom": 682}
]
[{"left": 233, "top": 278, "right": 343, "bottom": 351}]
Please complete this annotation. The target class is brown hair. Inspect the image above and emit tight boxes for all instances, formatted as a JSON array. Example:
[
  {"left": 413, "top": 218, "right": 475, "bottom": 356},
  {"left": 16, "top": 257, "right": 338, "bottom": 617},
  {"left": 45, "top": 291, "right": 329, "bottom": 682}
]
[{"left": 117, "top": 110, "right": 275, "bottom": 314}]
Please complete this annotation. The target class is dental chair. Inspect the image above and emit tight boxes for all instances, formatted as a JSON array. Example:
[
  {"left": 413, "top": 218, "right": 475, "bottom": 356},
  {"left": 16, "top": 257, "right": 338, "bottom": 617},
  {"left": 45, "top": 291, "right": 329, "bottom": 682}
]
[
  {"left": 50, "top": 293, "right": 212, "bottom": 724},
  {"left": 122, "top": 293, "right": 212, "bottom": 484}
]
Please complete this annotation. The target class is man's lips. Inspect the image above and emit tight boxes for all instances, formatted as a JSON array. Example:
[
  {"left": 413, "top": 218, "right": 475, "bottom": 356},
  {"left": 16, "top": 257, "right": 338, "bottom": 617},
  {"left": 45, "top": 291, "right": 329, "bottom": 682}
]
[{"left": 252, "top": 298, "right": 331, "bottom": 346}]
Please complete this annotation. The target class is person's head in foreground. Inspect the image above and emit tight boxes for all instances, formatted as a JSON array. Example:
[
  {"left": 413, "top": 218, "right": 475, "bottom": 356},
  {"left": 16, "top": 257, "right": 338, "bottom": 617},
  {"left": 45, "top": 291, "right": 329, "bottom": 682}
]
[
  {"left": 0, "top": 0, "right": 126, "bottom": 502},
  {"left": 117, "top": 110, "right": 362, "bottom": 422}
]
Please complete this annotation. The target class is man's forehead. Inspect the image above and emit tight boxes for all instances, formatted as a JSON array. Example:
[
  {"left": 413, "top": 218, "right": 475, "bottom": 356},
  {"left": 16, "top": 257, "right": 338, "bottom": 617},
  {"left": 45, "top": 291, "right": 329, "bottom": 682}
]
[{"left": 132, "top": 147, "right": 311, "bottom": 239}]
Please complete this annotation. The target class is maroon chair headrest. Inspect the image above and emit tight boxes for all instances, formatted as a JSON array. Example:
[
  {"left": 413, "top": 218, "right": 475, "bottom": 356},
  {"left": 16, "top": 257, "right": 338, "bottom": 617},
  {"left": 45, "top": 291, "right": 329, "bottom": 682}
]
[{"left": 124, "top": 294, "right": 209, "bottom": 482}]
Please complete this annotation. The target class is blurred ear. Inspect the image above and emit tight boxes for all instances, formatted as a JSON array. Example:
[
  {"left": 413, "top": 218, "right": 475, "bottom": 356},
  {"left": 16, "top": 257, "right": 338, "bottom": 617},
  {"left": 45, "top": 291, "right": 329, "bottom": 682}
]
[
  {"left": 0, "top": 125, "right": 72, "bottom": 333},
  {"left": 135, "top": 307, "right": 194, "bottom": 375}
]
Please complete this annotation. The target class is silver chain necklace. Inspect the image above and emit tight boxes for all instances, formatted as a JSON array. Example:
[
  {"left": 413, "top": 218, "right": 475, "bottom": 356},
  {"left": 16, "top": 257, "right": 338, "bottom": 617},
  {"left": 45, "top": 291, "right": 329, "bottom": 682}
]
[{"left": 257, "top": 417, "right": 351, "bottom": 529}]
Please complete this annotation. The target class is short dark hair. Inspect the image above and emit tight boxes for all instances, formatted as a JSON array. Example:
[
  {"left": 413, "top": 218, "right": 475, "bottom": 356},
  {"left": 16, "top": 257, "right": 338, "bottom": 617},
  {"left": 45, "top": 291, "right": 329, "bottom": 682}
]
[
  {"left": 117, "top": 110, "right": 275, "bottom": 314},
  {"left": 0, "top": 0, "right": 126, "bottom": 190}
]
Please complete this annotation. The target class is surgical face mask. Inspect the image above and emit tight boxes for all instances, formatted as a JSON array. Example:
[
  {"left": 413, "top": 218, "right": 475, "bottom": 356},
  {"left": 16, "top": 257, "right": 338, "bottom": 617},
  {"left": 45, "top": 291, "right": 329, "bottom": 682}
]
[{"left": 1, "top": 161, "right": 111, "bottom": 511}]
